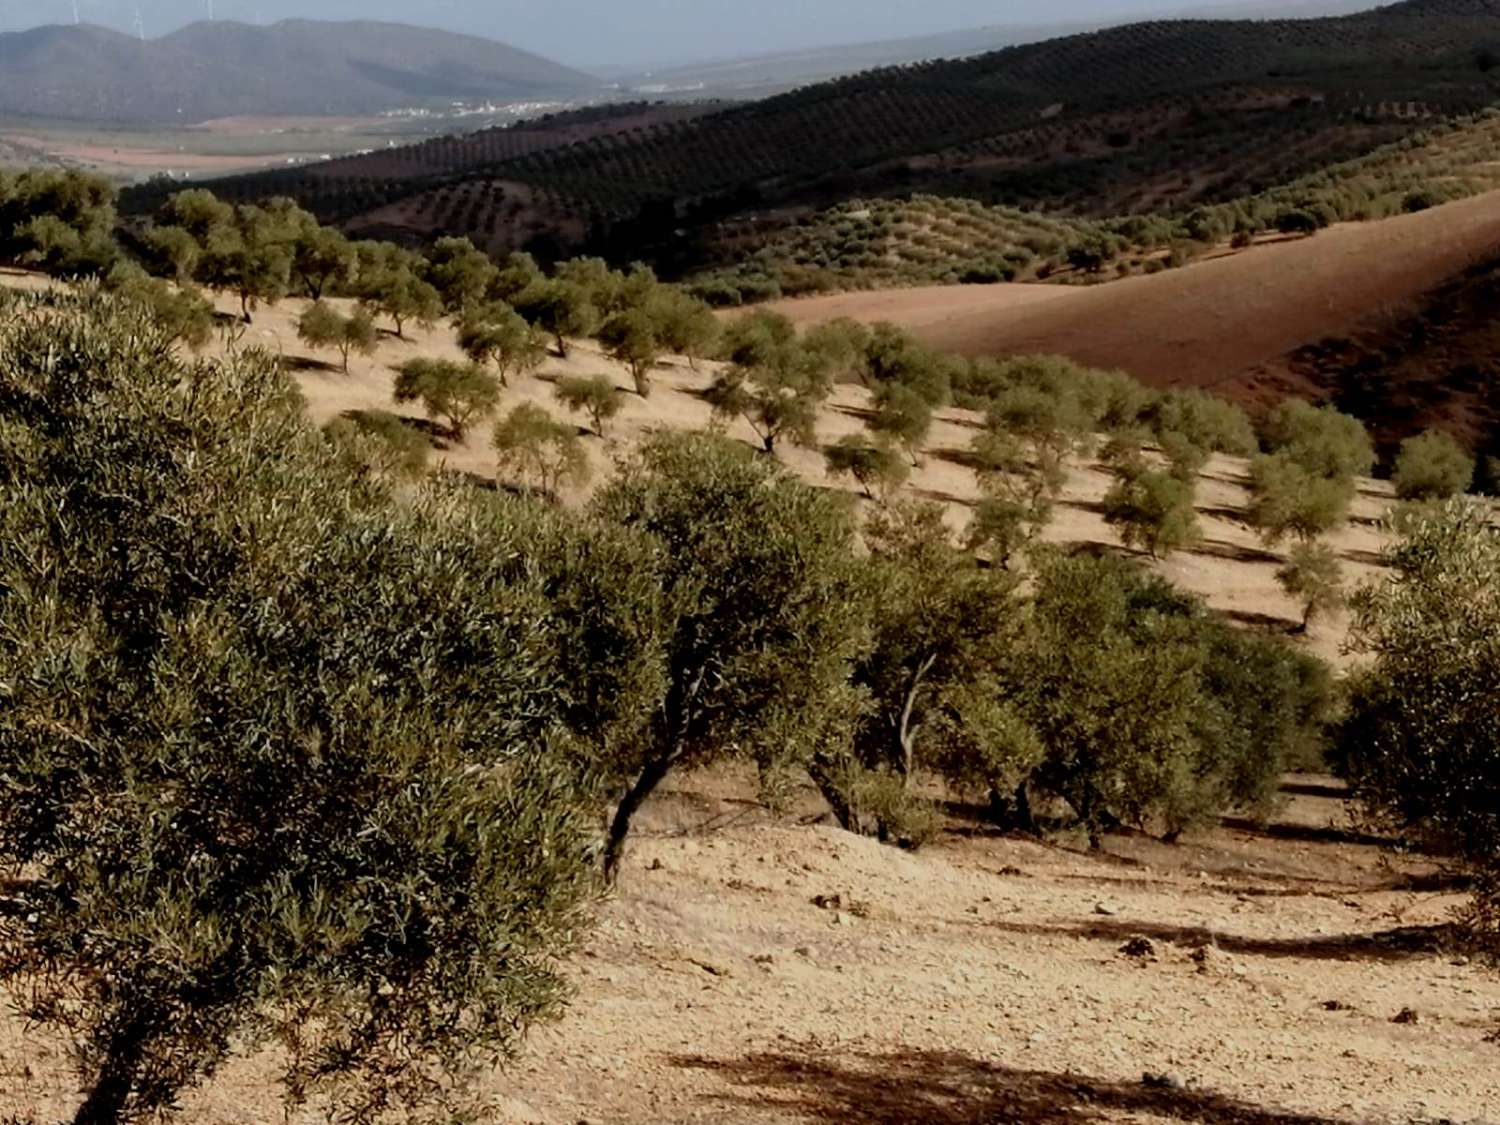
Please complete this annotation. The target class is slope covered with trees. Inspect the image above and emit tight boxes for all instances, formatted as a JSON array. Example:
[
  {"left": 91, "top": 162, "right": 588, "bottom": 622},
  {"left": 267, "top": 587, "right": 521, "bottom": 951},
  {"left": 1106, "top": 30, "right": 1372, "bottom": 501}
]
[{"left": 182, "top": 0, "right": 1500, "bottom": 275}]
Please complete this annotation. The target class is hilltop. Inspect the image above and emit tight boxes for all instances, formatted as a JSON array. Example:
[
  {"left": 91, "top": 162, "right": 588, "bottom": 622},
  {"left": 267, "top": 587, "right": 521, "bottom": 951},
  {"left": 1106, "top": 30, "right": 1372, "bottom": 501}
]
[{"left": 0, "top": 19, "right": 597, "bottom": 123}]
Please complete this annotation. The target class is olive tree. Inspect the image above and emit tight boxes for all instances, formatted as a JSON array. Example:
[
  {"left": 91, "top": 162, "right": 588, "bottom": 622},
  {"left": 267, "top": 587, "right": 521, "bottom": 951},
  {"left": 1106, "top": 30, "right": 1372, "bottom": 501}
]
[
  {"left": 589, "top": 433, "right": 869, "bottom": 881},
  {"left": 704, "top": 327, "right": 833, "bottom": 455},
  {"left": 1102, "top": 462, "right": 1202, "bottom": 559},
  {"left": 554, "top": 374, "right": 624, "bottom": 437},
  {"left": 102, "top": 264, "right": 215, "bottom": 351},
  {"left": 493, "top": 402, "right": 592, "bottom": 497},
  {"left": 1015, "top": 554, "right": 1257, "bottom": 846},
  {"left": 816, "top": 501, "right": 1027, "bottom": 838},
  {"left": 393, "top": 357, "right": 501, "bottom": 440},
  {"left": 1276, "top": 541, "right": 1345, "bottom": 632},
  {"left": 1337, "top": 500, "right": 1500, "bottom": 936},
  {"left": 0, "top": 292, "right": 599, "bottom": 1124},
  {"left": 869, "top": 382, "right": 934, "bottom": 466},
  {"left": 297, "top": 300, "right": 378, "bottom": 373},
  {"left": 1393, "top": 430, "right": 1474, "bottom": 501},
  {"left": 598, "top": 307, "right": 665, "bottom": 398},
  {"left": 458, "top": 302, "right": 547, "bottom": 386},
  {"left": 824, "top": 434, "right": 910, "bottom": 500},
  {"left": 965, "top": 428, "right": 1063, "bottom": 569},
  {"left": 356, "top": 242, "right": 441, "bottom": 338},
  {"left": 1248, "top": 452, "right": 1357, "bottom": 544},
  {"left": 324, "top": 408, "right": 433, "bottom": 478},
  {"left": 426, "top": 235, "right": 499, "bottom": 315}
]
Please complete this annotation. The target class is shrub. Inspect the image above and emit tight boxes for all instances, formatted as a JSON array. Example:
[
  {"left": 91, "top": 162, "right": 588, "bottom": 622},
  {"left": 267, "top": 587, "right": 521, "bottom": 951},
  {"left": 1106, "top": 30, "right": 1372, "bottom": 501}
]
[
  {"left": 393, "top": 357, "right": 501, "bottom": 439},
  {"left": 1393, "top": 429, "right": 1474, "bottom": 501},
  {"left": 0, "top": 292, "right": 598, "bottom": 1122},
  {"left": 1337, "top": 501, "right": 1500, "bottom": 938}
]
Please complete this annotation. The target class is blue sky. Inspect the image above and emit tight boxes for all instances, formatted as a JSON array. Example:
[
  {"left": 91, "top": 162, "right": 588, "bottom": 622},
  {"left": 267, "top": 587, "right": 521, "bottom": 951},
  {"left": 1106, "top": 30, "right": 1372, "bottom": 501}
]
[{"left": 0, "top": 0, "right": 1356, "bottom": 65}]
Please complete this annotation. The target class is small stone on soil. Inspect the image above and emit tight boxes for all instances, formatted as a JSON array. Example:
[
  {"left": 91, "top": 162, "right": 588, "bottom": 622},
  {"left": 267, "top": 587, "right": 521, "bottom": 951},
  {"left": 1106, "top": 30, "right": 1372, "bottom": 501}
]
[{"left": 1119, "top": 936, "right": 1157, "bottom": 959}]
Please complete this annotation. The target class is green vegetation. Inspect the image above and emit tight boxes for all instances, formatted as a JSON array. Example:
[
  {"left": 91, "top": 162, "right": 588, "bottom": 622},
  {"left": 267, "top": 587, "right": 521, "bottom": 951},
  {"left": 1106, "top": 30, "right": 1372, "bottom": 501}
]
[
  {"left": 706, "top": 311, "right": 835, "bottom": 454},
  {"left": 1249, "top": 401, "right": 1376, "bottom": 545},
  {"left": 297, "top": 299, "right": 378, "bottom": 372},
  {"left": 1394, "top": 429, "right": 1475, "bottom": 500},
  {"left": 554, "top": 374, "right": 625, "bottom": 437},
  {"left": 493, "top": 402, "right": 592, "bottom": 496},
  {"left": 0, "top": 292, "right": 599, "bottom": 1123},
  {"left": 459, "top": 302, "right": 548, "bottom": 385},
  {"left": 325, "top": 409, "right": 434, "bottom": 478},
  {"left": 1276, "top": 541, "right": 1346, "bottom": 632},
  {"left": 589, "top": 433, "right": 871, "bottom": 882},
  {"left": 824, "top": 434, "right": 910, "bottom": 500},
  {"left": 11, "top": 155, "right": 1500, "bottom": 1114},
  {"left": 393, "top": 357, "right": 502, "bottom": 440},
  {"left": 1338, "top": 500, "right": 1500, "bottom": 940},
  {"left": 1102, "top": 462, "right": 1202, "bottom": 560}
]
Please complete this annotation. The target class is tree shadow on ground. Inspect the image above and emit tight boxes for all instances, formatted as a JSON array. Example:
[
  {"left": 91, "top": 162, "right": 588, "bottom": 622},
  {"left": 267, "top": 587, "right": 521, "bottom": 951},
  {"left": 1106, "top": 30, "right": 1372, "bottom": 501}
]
[
  {"left": 1189, "top": 538, "right": 1283, "bottom": 566},
  {"left": 1197, "top": 504, "right": 1253, "bottom": 525},
  {"left": 987, "top": 916, "right": 1461, "bottom": 963},
  {"left": 282, "top": 352, "right": 342, "bottom": 374},
  {"left": 1221, "top": 608, "right": 1298, "bottom": 632},
  {"left": 1219, "top": 816, "right": 1394, "bottom": 849},
  {"left": 338, "top": 408, "right": 453, "bottom": 449},
  {"left": 671, "top": 1047, "right": 1346, "bottom": 1125},
  {"left": 1279, "top": 779, "right": 1348, "bottom": 800}
]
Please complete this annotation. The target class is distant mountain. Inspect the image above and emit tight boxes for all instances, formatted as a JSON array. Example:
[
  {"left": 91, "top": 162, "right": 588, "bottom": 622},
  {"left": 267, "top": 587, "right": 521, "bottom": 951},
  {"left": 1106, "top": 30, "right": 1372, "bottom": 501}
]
[{"left": 0, "top": 19, "right": 598, "bottom": 123}]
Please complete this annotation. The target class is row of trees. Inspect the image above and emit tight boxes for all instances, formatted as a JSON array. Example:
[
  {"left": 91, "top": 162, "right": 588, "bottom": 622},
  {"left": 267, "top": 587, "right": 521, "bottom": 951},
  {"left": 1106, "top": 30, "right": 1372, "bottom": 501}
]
[{"left": 2, "top": 290, "right": 1345, "bottom": 1121}]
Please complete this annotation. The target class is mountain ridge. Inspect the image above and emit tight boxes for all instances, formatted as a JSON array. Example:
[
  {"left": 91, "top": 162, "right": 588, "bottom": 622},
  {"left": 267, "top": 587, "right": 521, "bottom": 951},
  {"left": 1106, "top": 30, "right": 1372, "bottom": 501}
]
[{"left": 0, "top": 19, "right": 598, "bottom": 124}]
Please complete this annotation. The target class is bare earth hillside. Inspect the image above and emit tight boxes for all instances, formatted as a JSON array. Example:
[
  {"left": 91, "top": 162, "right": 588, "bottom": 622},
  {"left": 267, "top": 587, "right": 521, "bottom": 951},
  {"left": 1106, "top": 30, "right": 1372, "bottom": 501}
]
[
  {"left": 764, "top": 190, "right": 1500, "bottom": 430},
  {"left": 4, "top": 272, "right": 1496, "bottom": 1125}
]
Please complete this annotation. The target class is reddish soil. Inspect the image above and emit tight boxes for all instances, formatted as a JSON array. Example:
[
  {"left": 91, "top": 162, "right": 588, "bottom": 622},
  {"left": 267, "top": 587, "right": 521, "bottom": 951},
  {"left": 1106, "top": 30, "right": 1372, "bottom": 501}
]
[{"left": 765, "top": 191, "right": 1500, "bottom": 421}]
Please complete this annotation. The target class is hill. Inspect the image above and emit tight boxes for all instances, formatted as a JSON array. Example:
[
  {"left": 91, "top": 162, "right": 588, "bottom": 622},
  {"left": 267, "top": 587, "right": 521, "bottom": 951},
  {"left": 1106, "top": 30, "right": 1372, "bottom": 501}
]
[
  {"left": 761, "top": 188, "right": 1500, "bottom": 464},
  {"left": 189, "top": 0, "right": 1500, "bottom": 273},
  {"left": 0, "top": 19, "right": 597, "bottom": 123}
]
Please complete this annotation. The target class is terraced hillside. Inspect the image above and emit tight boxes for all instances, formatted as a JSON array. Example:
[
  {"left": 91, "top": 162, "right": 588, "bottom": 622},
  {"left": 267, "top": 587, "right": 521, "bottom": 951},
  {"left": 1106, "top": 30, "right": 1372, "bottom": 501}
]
[
  {"left": 120, "top": 102, "right": 726, "bottom": 255},
  {"left": 698, "top": 107, "right": 1500, "bottom": 296},
  {"left": 181, "top": 0, "right": 1500, "bottom": 271}
]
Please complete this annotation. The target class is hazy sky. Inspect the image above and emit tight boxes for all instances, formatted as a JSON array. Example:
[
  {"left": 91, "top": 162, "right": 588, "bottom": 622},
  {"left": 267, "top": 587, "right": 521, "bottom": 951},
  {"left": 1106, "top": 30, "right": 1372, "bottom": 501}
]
[{"left": 0, "top": 0, "right": 1340, "bottom": 66}]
